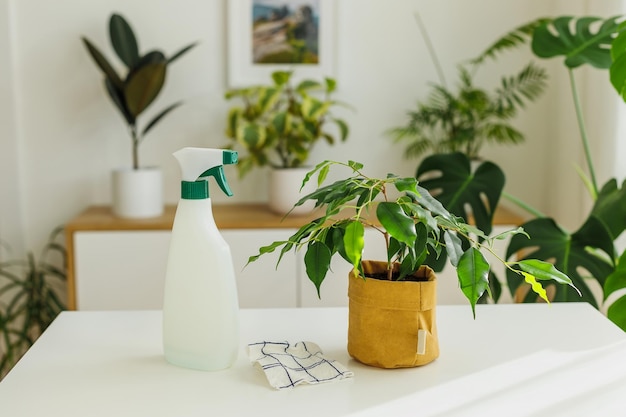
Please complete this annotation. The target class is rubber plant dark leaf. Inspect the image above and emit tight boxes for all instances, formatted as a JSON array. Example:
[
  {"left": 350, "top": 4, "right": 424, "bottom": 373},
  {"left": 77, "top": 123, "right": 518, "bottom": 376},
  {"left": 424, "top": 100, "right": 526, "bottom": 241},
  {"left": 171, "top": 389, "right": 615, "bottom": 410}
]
[
  {"left": 81, "top": 37, "right": 123, "bottom": 89},
  {"left": 109, "top": 13, "right": 139, "bottom": 68},
  {"left": 104, "top": 78, "right": 134, "bottom": 126},
  {"left": 124, "top": 62, "right": 166, "bottom": 117},
  {"left": 417, "top": 152, "right": 505, "bottom": 235},
  {"left": 505, "top": 216, "right": 614, "bottom": 308},
  {"left": 142, "top": 101, "right": 182, "bottom": 137},
  {"left": 168, "top": 42, "right": 198, "bottom": 64},
  {"left": 531, "top": 16, "right": 621, "bottom": 69}
]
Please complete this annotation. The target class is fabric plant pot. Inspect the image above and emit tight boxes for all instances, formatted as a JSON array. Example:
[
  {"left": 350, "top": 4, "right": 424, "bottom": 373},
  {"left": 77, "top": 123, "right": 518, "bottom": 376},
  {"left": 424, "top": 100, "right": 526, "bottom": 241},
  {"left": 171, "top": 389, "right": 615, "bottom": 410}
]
[{"left": 347, "top": 260, "right": 439, "bottom": 369}]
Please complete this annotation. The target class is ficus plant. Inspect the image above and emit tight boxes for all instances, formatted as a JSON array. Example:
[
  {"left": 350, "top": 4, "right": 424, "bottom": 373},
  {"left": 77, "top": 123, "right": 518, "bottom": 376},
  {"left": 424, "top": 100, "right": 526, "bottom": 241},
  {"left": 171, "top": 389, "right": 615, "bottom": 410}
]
[
  {"left": 473, "top": 15, "right": 626, "bottom": 329},
  {"left": 224, "top": 70, "right": 350, "bottom": 177},
  {"left": 247, "top": 160, "right": 578, "bottom": 317},
  {"left": 82, "top": 13, "right": 197, "bottom": 170}
]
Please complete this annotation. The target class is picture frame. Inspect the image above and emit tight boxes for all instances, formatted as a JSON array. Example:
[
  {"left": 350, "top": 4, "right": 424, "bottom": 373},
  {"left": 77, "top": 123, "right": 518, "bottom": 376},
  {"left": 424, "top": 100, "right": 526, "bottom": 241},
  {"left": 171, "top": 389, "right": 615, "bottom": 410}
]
[{"left": 227, "top": 0, "right": 336, "bottom": 87}]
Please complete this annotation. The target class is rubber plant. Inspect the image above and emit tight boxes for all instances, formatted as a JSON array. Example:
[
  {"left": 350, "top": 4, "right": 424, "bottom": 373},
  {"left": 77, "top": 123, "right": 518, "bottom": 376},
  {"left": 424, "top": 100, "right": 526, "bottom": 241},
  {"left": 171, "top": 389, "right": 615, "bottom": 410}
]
[
  {"left": 224, "top": 70, "right": 350, "bottom": 177},
  {"left": 0, "top": 228, "right": 66, "bottom": 380},
  {"left": 474, "top": 15, "right": 626, "bottom": 329},
  {"left": 82, "top": 13, "right": 197, "bottom": 169},
  {"left": 248, "top": 160, "right": 578, "bottom": 317}
]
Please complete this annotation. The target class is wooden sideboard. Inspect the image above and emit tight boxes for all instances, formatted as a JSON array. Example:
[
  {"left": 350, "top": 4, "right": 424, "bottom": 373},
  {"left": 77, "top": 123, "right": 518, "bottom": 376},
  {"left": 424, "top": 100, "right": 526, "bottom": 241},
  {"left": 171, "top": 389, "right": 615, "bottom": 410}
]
[{"left": 65, "top": 204, "right": 523, "bottom": 310}]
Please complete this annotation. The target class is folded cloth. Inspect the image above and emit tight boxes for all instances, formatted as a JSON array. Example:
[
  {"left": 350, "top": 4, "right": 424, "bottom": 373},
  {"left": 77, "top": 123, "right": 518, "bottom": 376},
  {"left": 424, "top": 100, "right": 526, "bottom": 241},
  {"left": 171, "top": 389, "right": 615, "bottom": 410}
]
[{"left": 248, "top": 341, "right": 354, "bottom": 390}]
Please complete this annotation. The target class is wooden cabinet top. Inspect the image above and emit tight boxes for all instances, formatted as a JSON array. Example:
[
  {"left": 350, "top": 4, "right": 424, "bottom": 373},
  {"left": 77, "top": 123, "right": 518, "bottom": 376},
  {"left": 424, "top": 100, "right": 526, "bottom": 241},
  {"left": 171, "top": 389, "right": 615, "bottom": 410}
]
[{"left": 65, "top": 204, "right": 525, "bottom": 233}]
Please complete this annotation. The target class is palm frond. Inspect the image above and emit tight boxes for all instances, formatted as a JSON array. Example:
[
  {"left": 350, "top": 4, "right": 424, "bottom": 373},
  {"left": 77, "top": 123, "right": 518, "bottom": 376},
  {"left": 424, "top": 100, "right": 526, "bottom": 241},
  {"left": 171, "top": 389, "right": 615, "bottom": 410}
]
[
  {"left": 494, "top": 62, "right": 548, "bottom": 113},
  {"left": 471, "top": 18, "right": 552, "bottom": 65}
]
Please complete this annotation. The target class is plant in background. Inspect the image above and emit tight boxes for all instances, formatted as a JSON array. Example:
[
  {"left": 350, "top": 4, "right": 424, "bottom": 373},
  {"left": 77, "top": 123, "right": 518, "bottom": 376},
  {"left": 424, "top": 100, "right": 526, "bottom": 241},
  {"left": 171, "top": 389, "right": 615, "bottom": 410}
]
[
  {"left": 82, "top": 13, "right": 197, "bottom": 170},
  {"left": 0, "top": 228, "right": 66, "bottom": 380},
  {"left": 388, "top": 18, "right": 549, "bottom": 299},
  {"left": 474, "top": 15, "right": 626, "bottom": 329},
  {"left": 389, "top": 17, "right": 549, "bottom": 162},
  {"left": 248, "top": 160, "right": 577, "bottom": 316},
  {"left": 389, "top": 62, "right": 547, "bottom": 161},
  {"left": 224, "top": 70, "right": 349, "bottom": 177}
]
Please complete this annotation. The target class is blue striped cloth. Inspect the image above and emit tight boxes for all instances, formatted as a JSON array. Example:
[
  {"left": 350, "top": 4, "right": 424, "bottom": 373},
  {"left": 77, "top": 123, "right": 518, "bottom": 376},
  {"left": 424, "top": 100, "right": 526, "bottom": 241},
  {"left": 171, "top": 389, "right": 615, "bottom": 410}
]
[{"left": 248, "top": 341, "right": 354, "bottom": 390}]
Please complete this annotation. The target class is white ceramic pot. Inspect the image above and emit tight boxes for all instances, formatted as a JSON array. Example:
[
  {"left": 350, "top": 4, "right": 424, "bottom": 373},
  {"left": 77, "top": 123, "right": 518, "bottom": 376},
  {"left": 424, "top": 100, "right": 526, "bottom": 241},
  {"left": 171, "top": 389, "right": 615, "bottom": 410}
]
[
  {"left": 268, "top": 167, "right": 316, "bottom": 216},
  {"left": 112, "top": 167, "right": 164, "bottom": 218}
]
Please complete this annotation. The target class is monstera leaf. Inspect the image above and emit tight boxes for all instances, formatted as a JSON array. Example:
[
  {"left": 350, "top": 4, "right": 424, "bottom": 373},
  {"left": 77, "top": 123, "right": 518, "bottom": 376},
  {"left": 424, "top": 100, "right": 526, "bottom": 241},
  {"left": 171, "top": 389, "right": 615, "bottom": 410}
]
[
  {"left": 416, "top": 152, "right": 505, "bottom": 235},
  {"left": 506, "top": 216, "right": 615, "bottom": 307},
  {"left": 610, "top": 21, "right": 626, "bottom": 101},
  {"left": 532, "top": 16, "right": 621, "bottom": 69},
  {"left": 590, "top": 178, "right": 626, "bottom": 240}
]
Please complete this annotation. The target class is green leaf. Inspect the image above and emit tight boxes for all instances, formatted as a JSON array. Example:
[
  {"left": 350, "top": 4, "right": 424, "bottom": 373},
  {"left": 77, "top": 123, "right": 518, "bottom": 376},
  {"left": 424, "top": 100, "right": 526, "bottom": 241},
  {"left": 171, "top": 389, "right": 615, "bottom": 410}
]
[
  {"left": 604, "top": 249, "right": 626, "bottom": 300},
  {"left": 81, "top": 37, "right": 124, "bottom": 89},
  {"left": 237, "top": 123, "right": 266, "bottom": 149},
  {"left": 109, "top": 13, "right": 139, "bottom": 68},
  {"left": 168, "top": 42, "right": 198, "bottom": 64},
  {"left": 457, "top": 247, "right": 490, "bottom": 317},
  {"left": 393, "top": 177, "right": 418, "bottom": 194},
  {"left": 332, "top": 118, "right": 349, "bottom": 141},
  {"left": 141, "top": 101, "right": 182, "bottom": 137},
  {"left": 325, "top": 77, "right": 337, "bottom": 93},
  {"left": 304, "top": 241, "right": 332, "bottom": 298},
  {"left": 271, "top": 70, "right": 291, "bottom": 86},
  {"left": 607, "top": 295, "right": 626, "bottom": 331},
  {"left": 417, "top": 152, "right": 505, "bottom": 235},
  {"left": 377, "top": 202, "right": 417, "bottom": 247},
  {"left": 531, "top": 16, "right": 621, "bottom": 69},
  {"left": 514, "top": 259, "right": 580, "bottom": 295},
  {"left": 296, "top": 79, "right": 322, "bottom": 91},
  {"left": 104, "top": 78, "right": 134, "bottom": 125},
  {"left": 124, "top": 62, "right": 166, "bottom": 117},
  {"left": 591, "top": 178, "right": 626, "bottom": 240},
  {"left": 343, "top": 221, "right": 365, "bottom": 271},
  {"left": 472, "top": 17, "right": 552, "bottom": 65},
  {"left": 443, "top": 230, "right": 463, "bottom": 267},
  {"left": 505, "top": 216, "right": 614, "bottom": 307},
  {"left": 272, "top": 112, "right": 291, "bottom": 136}
]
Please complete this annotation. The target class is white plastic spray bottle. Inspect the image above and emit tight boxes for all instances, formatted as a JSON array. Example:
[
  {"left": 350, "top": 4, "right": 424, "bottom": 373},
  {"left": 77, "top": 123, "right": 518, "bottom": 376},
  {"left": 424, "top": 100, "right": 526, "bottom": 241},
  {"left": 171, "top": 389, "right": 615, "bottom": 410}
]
[{"left": 163, "top": 147, "right": 239, "bottom": 371}]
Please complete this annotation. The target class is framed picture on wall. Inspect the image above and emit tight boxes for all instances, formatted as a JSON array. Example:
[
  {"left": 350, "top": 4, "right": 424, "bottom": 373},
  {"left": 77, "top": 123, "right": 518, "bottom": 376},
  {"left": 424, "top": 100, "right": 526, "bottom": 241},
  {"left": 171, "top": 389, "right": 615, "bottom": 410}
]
[{"left": 227, "top": 0, "right": 336, "bottom": 87}]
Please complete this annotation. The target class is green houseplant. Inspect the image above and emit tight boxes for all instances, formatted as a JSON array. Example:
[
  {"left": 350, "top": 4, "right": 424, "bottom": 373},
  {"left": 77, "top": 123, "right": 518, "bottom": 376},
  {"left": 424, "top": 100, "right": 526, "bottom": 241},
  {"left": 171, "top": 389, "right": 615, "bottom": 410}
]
[
  {"left": 472, "top": 15, "right": 626, "bottom": 329},
  {"left": 0, "top": 228, "right": 66, "bottom": 380},
  {"left": 389, "top": 18, "right": 549, "bottom": 297},
  {"left": 224, "top": 70, "right": 350, "bottom": 215},
  {"left": 248, "top": 160, "right": 577, "bottom": 367},
  {"left": 82, "top": 13, "right": 196, "bottom": 218}
]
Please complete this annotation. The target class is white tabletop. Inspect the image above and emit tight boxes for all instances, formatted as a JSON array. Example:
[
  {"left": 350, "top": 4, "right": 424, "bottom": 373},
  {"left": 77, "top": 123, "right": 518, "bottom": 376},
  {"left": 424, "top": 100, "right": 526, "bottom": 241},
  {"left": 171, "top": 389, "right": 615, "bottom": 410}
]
[{"left": 1, "top": 303, "right": 625, "bottom": 416}]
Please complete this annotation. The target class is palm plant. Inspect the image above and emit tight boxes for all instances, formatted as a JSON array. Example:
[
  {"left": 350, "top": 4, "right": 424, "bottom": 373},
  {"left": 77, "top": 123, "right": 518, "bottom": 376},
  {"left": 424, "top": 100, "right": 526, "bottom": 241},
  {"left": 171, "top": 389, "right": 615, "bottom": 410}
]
[
  {"left": 82, "top": 13, "right": 197, "bottom": 169},
  {"left": 0, "top": 228, "right": 66, "bottom": 380}
]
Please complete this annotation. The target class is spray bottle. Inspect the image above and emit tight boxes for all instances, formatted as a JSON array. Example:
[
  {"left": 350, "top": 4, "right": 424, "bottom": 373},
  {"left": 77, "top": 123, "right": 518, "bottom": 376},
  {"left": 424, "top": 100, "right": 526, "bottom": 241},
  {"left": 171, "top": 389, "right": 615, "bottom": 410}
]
[{"left": 163, "top": 147, "right": 239, "bottom": 371}]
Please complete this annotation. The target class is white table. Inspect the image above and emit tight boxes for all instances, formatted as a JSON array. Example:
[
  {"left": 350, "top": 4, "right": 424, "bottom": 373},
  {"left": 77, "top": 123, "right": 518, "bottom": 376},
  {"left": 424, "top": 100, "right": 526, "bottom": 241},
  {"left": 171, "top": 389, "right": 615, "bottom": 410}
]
[{"left": 1, "top": 303, "right": 626, "bottom": 416}]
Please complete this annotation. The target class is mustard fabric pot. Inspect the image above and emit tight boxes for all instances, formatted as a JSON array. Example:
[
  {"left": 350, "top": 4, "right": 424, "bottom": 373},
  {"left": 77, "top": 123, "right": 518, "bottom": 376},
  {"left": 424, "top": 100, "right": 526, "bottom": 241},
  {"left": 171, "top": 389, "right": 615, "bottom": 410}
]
[{"left": 347, "top": 260, "right": 439, "bottom": 369}]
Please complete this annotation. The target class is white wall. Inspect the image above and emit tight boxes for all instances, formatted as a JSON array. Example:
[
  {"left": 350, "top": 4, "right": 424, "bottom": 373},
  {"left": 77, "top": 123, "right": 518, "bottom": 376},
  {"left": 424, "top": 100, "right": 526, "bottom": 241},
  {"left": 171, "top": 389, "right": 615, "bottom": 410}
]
[{"left": 2, "top": 0, "right": 624, "bottom": 254}]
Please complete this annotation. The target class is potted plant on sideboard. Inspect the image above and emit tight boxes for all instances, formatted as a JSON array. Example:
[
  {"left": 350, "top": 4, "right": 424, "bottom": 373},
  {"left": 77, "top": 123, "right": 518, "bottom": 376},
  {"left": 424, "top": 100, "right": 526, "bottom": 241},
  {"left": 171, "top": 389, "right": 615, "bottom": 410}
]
[
  {"left": 82, "top": 13, "right": 196, "bottom": 218},
  {"left": 224, "top": 70, "right": 350, "bottom": 215},
  {"left": 248, "top": 160, "right": 577, "bottom": 368}
]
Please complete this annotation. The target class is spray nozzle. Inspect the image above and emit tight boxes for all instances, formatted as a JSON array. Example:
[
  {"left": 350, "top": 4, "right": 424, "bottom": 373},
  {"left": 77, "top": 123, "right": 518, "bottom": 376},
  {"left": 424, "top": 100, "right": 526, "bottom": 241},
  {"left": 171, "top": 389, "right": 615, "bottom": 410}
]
[{"left": 173, "top": 148, "right": 238, "bottom": 199}]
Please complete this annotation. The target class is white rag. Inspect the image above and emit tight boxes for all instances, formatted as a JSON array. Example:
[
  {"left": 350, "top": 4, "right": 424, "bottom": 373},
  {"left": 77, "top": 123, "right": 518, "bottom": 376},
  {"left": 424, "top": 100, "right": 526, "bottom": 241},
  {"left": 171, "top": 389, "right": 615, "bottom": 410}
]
[{"left": 248, "top": 341, "right": 354, "bottom": 390}]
